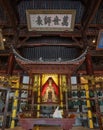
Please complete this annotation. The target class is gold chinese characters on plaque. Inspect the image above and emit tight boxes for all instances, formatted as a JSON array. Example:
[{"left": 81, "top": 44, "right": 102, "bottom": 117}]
[{"left": 26, "top": 10, "right": 76, "bottom": 31}]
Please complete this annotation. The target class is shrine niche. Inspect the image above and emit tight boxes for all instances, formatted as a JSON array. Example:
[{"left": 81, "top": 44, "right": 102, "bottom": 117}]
[
  {"left": 12, "top": 46, "right": 88, "bottom": 75},
  {"left": 41, "top": 77, "right": 59, "bottom": 103}
]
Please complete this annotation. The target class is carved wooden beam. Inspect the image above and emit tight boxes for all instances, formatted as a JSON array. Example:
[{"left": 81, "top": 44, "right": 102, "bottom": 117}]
[
  {"left": 80, "top": 0, "right": 88, "bottom": 7},
  {"left": 80, "top": 0, "right": 102, "bottom": 48},
  {"left": 2, "top": 28, "right": 81, "bottom": 37},
  {"left": 16, "top": 0, "right": 22, "bottom": 4},
  {"left": 81, "top": 0, "right": 102, "bottom": 32},
  {"left": 90, "top": 50, "right": 103, "bottom": 56},
  {"left": 0, "top": 0, "right": 19, "bottom": 28},
  {"left": 2, "top": 28, "right": 99, "bottom": 37},
  {"left": 17, "top": 43, "right": 81, "bottom": 48}
]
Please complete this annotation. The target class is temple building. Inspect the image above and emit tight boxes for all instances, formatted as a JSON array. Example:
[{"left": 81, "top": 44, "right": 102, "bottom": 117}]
[{"left": 0, "top": 0, "right": 103, "bottom": 130}]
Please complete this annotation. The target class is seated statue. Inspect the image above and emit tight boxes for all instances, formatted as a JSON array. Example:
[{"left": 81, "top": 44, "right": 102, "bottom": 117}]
[{"left": 42, "top": 78, "right": 58, "bottom": 102}]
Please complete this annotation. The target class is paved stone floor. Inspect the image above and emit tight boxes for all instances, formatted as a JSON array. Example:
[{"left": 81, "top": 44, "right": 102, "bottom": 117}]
[
  {"left": 0, "top": 126, "right": 100, "bottom": 130},
  {"left": 71, "top": 126, "right": 100, "bottom": 130}
]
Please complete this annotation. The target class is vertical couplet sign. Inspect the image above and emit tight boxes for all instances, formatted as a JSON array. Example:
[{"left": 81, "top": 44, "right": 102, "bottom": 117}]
[{"left": 26, "top": 10, "right": 76, "bottom": 31}]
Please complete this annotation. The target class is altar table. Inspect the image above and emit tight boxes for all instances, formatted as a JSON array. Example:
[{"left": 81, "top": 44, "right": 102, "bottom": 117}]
[{"left": 19, "top": 118, "right": 75, "bottom": 130}]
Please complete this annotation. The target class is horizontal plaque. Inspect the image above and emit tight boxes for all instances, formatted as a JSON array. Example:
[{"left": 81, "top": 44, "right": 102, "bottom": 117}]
[{"left": 26, "top": 10, "right": 76, "bottom": 31}]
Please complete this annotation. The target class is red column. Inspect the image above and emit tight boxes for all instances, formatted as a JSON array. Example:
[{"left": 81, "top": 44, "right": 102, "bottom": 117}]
[
  {"left": 85, "top": 53, "right": 102, "bottom": 130},
  {"left": 6, "top": 53, "right": 15, "bottom": 75},
  {"left": 85, "top": 53, "right": 94, "bottom": 75}
]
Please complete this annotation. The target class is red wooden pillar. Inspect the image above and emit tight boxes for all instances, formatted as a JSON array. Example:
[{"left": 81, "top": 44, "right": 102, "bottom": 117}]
[
  {"left": 85, "top": 53, "right": 102, "bottom": 130},
  {"left": 6, "top": 53, "right": 15, "bottom": 75},
  {"left": 85, "top": 53, "right": 94, "bottom": 75}
]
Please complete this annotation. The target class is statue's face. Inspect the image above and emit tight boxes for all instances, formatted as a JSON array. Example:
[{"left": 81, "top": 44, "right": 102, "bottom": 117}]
[{"left": 48, "top": 79, "right": 52, "bottom": 86}]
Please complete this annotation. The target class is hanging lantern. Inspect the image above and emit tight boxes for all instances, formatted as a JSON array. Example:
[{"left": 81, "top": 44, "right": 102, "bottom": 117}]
[
  {"left": 82, "top": 101, "right": 86, "bottom": 105},
  {"left": 68, "top": 101, "right": 74, "bottom": 108},
  {"left": 81, "top": 91, "right": 85, "bottom": 96},
  {"left": 89, "top": 91, "right": 94, "bottom": 97},
  {"left": 97, "top": 91, "right": 102, "bottom": 96},
  {"left": 68, "top": 91, "right": 71, "bottom": 97},
  {"left": 72, "top": 91, "right": 77, "bottom": 97},
  {"left": 77, "top": 100, "right": 81, "bottom": 105},
  {"left": 91, "top": 101, "right": 95, "bottom": 106}
]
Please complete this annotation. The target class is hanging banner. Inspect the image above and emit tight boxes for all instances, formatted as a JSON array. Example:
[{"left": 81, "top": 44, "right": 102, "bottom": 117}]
[
  {"left": 0, "top": 29, "right": 5, "bottom": 50},
  {"left": 96, "top": 29, "right": 103, "bottom": 50},
  {"left": 26, "top": 10, "right": 76, "bottom": 31}
]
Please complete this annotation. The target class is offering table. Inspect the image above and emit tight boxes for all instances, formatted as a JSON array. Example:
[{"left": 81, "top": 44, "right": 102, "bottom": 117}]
[{"left": 19, "top": 118, "right": 75, "bottom": 130}]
